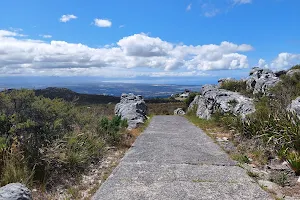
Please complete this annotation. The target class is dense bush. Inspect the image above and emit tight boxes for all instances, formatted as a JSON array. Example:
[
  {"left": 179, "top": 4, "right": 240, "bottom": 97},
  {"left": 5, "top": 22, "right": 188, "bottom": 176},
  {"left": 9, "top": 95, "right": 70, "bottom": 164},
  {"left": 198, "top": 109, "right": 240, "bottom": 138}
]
[{"left": 0, "top": 89, "right": 128, "bottom": 187}]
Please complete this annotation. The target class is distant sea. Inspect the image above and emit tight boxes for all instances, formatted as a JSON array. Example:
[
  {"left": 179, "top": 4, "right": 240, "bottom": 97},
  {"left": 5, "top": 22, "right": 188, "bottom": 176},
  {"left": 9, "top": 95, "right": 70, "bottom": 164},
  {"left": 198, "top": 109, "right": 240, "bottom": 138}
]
[{"left": 0, "top": 81, "right": 202, "bottom": 98}]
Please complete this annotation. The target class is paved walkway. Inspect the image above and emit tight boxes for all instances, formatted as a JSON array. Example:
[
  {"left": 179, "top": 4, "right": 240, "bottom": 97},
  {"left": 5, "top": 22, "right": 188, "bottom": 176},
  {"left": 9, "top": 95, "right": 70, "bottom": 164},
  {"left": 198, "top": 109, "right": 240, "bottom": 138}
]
[{"left": 93, "top": 116, "right": 271, "bottom": 200}]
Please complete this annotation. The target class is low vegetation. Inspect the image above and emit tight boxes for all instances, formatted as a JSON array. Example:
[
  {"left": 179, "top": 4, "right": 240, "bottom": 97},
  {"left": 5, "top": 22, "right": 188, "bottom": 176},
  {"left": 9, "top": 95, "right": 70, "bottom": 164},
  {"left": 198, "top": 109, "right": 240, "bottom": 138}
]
[
  {"left": 219, "top": 80, "right": 253, "bottom": 97},
  {"left": 0, "top": 89, "right": 128, "bottom": 189},
  {"left": 147, "top": 102, "right": 185, "bottom": 115},
  {"left": 291, "top": 64, "right": 300, "bottom": 70}
]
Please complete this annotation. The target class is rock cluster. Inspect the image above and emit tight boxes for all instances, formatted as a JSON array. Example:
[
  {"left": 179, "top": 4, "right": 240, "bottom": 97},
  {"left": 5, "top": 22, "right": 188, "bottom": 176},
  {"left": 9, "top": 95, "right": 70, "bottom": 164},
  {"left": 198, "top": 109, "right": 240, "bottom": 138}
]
[
  {"left": 246, "top": 67, "right": 280, "bottom": 94},
  {"left": 115, "top": 93, "right": 147, "bottom": 129},
  {"left": 0, "top": 183, "right": 32, "bottom": 200},
  {"left": 174, "top": 108, "right": 185, "bottom": 115},
  {"left": 189, "top": 85, "right": 255, "bottom": 119}
]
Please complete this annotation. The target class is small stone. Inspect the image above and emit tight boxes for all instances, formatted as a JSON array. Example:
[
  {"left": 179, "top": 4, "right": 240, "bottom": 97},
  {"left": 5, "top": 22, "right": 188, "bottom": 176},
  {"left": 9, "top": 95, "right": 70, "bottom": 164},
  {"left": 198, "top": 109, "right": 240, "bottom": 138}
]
[
  {"left": 297, "top": 176, "right": 300, "bottom": 183},
  {"left": 174, "top": 108, "right": 185, "bottom": 115},
  {"left": 222, "top": 137, "right": 229, "bottom": 141}
]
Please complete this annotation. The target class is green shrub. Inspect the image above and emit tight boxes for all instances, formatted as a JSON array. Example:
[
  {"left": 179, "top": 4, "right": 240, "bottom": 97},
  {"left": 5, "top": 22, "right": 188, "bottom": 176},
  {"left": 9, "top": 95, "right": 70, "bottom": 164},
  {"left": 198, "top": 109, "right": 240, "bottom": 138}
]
[
  {"left": 269, "top": 172, "right": 289, "bottom": 187},
  {"left": 98, "top": 116, "right": 127, "bottom": 144},
  {"left": 44, "top": 130, "right": 105, "bottom": 172},
  {"left": 271, "top": 71, "right": 300, "bottom": 108},
  {"left": 287, "top": 152, "right": 300, "bottom": 175},
  {"left": 291, "top": 64, "right": 300, "bottom": 70},
  {"left": 0, "top": 139, "right": 33, "bottom": 186}
]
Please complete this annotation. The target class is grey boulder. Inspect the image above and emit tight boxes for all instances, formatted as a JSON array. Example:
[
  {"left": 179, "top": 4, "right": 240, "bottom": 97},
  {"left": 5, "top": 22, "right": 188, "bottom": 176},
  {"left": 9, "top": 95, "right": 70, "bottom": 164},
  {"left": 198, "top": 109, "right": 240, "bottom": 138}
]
[
  {"left": 188, "top": 85, "right": 255, "bottom": 120},
  {"left": 246, "top": 67, "right": 280, "bottom": 94},
  {"left": 174, "top": 108, "right": 185, "bottom": 115},
  {"left": 0, "top": 183, "right": 32, "bottom": 200},
  {"left": 286, "top": 69, "right": 300, "bottom": 77},
  {"left": 287, "top": 97, "right": 300, "bottom": 117},
  {"left": 115, "top": 93, "right": 147, "bottom": 129}
]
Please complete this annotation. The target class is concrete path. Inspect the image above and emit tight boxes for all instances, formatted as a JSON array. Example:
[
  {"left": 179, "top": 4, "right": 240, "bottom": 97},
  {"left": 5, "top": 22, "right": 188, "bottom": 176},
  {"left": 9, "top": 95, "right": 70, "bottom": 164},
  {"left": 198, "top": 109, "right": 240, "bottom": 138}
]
[{"left": 93, "top": 116, "right": 271, "bottom": 200}]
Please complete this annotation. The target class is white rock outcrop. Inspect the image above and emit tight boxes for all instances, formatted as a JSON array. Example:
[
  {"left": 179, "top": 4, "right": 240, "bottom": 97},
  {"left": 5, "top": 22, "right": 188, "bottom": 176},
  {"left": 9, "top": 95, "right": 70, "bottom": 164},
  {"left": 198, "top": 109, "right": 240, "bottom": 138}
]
[
  {"left": 246, "top": 67, "right": 280, "bottom": 95},
  {"left": 188, "top": 85, "right": 255, "bottom": 120},
  {"left": 115, "top": 93, "right": 147, "bottom": 129},
  {"left": 287, "top": 97, "right": 300, "bottom": 117}
]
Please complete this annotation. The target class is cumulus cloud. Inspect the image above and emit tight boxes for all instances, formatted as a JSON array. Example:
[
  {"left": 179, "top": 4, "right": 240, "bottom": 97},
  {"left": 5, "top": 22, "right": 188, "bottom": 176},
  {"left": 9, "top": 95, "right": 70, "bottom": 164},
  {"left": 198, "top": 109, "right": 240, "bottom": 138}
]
[
  {"left": 117, "top": 33, "right": 173, "bottom": 57},
  {"left": 256, "top": 58, "right": 268, "bottom": 68},
  {"left": 271, "top": 53, "right": 300, "bottom": 69},
  {"left": 94, "top": 19, "right": 112, "bottom": 27},
  {"left": 59, "top": 14, "right": 77, "bottom": 22},
  {"left": 0, "top": 29, "right": 253, "bottom": 76}
]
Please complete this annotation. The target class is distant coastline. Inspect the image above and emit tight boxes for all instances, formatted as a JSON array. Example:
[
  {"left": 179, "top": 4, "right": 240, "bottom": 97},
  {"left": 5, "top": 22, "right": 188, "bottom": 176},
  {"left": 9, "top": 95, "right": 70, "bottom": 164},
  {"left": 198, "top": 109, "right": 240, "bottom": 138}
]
[{"left": 0, "top": 82, "right": 202, "bottom": 98}]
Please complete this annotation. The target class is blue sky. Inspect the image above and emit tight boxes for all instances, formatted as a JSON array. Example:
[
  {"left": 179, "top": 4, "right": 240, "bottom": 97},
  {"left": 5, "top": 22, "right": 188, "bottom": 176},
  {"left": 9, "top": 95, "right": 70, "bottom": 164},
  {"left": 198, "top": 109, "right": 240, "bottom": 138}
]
[{"left": 0, "top": 0, "right": 299, "bottom": 84}]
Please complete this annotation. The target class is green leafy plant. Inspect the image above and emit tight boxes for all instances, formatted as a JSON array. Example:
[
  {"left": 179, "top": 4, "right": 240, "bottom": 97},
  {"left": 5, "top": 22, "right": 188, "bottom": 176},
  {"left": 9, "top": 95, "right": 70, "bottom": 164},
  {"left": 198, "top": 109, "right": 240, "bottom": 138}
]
[{"left": 287, "top": 151, "right": 300, "bottom": 175}]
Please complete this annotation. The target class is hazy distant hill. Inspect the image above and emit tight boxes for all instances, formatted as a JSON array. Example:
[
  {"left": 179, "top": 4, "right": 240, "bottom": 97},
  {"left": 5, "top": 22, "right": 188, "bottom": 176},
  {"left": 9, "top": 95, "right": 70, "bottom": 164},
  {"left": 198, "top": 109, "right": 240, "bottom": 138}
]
[{"left": 35, "top": 87, "right": 120, "bottom": 105}]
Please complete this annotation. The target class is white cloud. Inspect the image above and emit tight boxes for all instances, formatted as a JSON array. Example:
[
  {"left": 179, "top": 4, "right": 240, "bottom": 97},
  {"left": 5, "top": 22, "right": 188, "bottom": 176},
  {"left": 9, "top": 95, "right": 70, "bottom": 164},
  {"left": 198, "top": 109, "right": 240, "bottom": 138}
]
[
  {"left": 186, "top": 4, "right": 192, "bottom": 11},
  {"left": 39, "top": 34, "right": 52, "bottom": 38},
  {"left": 117, "top": 33, "right": 173, "bottom": 57},
  {"left": 0, "top": 30, "right": 26, "bottom": 37},
  {"left": 233, "top": 0, "right": 252, "bottom": 5},
  {"left": 59, "top": 14, "right": 77, "bottom": 22},
  {"left": 0, "top": 29, "right": 253, "bottom": 76},
  {"left": 256, "top": 58, "right": 268, "bottom": 68},
  {"left": 94, "top": 19, "right": 112, "bottom": 27},
  {"left": 119, "top": 24, "right": 125, "bottom": 28},
  {"left": 271, "top": 53, "right": 300, "bottom": 69}
]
